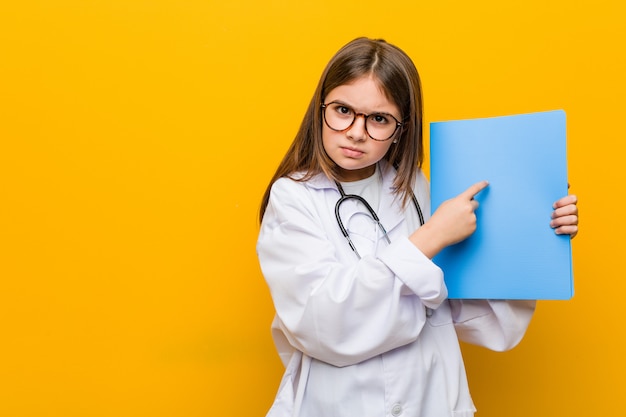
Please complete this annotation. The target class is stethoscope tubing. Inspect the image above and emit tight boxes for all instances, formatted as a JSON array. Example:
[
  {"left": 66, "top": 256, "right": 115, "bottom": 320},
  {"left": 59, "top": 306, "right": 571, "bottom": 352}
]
[{"left": 334, "top": 181, "right": 424, "bottom": 259}]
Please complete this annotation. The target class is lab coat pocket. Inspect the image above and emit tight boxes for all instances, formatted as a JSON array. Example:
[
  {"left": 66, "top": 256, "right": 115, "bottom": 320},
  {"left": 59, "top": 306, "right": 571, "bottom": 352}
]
[
  {"left": 344, "top": 212, "right": 378, "bottom": 240},
  {"left": 343, "top": 212, "right": 387, "bottom": 258}
]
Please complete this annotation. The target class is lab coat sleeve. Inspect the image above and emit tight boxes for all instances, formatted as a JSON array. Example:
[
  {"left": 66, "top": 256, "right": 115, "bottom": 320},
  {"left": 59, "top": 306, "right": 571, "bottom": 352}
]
[
  {"left": 257, "top": 178, "right": 447, "bottom": 368},
  {"left": 450, "top": 299, "right": 536, "bottom": 351}
]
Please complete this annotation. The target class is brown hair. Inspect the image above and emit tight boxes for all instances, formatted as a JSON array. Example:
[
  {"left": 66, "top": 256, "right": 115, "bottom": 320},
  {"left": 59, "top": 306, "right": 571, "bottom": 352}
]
[{"left": 259, "top": 37, "right": 424, "bottom": 222}]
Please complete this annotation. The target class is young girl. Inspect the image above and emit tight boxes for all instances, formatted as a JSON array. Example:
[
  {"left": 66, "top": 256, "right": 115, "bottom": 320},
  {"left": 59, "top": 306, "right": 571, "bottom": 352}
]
[{"left": 257, "top": 37, "right": 578, "bottom": 417}]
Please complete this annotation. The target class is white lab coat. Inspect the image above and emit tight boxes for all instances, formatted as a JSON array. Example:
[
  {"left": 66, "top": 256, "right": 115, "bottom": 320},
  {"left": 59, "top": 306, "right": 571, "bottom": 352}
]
[{"left": 257, "top": 160, "right": 535, "bottom": 417}]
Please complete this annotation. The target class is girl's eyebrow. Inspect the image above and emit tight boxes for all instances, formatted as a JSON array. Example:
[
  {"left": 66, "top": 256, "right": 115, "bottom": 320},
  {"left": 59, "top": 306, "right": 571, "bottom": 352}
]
[
  {"left": 328, "top": 99, "right": 396, "bottom": 117},
  {"left": 327, "top": 99, "right": 353, "bottom": 108}
]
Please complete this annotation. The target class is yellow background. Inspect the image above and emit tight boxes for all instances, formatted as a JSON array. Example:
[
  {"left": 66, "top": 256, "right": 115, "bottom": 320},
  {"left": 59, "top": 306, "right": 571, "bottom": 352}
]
[{"left": 0, "top": 1, "right": 622, "bottom": 416}]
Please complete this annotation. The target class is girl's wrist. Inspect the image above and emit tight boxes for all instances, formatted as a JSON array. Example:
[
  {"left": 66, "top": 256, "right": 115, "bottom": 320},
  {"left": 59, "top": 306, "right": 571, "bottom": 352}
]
[{"left": 409, "top": 223, "right": 445, "bottom": 259}]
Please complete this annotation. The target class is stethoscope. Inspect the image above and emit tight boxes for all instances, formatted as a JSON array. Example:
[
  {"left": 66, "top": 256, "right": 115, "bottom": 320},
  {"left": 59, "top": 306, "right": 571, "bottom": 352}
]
[{"left": 334, "top": 181, "right": 425, "bottom": 259}]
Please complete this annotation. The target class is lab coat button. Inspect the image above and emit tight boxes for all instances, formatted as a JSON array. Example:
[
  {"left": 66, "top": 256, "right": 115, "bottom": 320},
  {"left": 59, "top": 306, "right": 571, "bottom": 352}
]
[
  {"left": 391, "top": 403, "right": 403, "bottom": 416},
  {"left": 425, "top": 307, "right": 433, "bottom": 317}
]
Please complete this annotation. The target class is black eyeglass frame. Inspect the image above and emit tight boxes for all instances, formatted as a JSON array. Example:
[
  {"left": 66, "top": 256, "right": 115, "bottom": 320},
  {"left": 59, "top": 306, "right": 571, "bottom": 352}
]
[{"left": 321, "top": 102, "right": 403, "bottom": 141}]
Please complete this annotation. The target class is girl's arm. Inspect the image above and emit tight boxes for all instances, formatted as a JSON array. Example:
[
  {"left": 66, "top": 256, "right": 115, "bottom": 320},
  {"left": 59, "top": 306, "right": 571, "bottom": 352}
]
[
  {"left": 257, "top": 178, "right": 446, "bottom": 368},
  {"left": 450, "top": 299, "right": 536, "bottom": 351}
]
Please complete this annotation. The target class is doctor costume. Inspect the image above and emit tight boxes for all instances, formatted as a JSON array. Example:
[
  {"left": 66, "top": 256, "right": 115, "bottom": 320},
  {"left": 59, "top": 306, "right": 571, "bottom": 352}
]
[{"left": 257, "top": 160, "right": 535, "bottom": 417}]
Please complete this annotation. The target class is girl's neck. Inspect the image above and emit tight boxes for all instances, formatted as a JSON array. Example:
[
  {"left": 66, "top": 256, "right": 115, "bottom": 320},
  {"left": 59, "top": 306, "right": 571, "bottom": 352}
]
[{"left": 336, "top": 163, "right": 377, "bottom": 182}]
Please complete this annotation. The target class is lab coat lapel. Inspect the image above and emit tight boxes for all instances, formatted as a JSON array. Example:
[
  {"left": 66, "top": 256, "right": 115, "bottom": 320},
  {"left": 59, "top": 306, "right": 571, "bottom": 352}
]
[
  {"left": 305, "top": 173, "right": 364, "bottom": 228},
  {"left": 377, "top": 163, "right": 405, "bottom": 236}
]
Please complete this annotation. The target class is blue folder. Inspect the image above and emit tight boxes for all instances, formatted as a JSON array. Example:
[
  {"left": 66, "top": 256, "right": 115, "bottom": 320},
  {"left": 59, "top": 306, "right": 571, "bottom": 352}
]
[{"left": 430, "top": 110, "right": 573, "bottom": 299}]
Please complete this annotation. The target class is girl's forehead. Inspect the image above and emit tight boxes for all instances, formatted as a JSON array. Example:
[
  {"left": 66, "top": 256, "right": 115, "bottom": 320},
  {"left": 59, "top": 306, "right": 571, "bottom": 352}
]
[
  {"left": 325, "top": 75, "right": 398, "bottom": 113},
  {"left": 330, "top": 73, "right": 385, "bottom": 93}
]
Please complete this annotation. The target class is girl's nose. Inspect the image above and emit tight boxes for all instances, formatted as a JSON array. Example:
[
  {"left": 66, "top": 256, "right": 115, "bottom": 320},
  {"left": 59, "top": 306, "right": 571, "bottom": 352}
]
[{"left": 346, "top": 115, "right": 368, "bottom": 141}]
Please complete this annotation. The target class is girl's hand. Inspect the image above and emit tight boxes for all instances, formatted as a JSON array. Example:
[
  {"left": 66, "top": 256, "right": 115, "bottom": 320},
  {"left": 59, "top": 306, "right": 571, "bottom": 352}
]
[
  {"left": 551, "top": 194, "right": 578, "bottom": 239},
  {"left": 410, "top": 181, "right": 489, "bottom": 258}
]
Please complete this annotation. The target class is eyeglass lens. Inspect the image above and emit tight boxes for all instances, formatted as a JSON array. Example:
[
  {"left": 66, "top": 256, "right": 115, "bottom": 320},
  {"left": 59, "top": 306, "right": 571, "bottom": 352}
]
[{"left": 323, "top": 102, "right": 399, "bottom": 141}]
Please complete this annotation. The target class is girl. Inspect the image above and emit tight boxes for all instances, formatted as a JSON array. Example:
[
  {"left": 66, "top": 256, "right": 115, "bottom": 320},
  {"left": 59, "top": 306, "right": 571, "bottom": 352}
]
[{"left": 257, "top": 37, "right": 578, "bottom": 417}]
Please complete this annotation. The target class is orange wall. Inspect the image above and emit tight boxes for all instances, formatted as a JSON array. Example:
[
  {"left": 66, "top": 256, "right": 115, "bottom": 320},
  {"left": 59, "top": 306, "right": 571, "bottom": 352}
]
[{"left": 0, "top": 1, "right": 623, "bottom": 416}]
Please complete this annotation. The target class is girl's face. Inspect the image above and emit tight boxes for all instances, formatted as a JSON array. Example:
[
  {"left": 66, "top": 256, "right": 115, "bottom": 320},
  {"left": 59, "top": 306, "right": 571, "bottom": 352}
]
[{"left": 322, "top": 75, "right": 401, "bottom": 182}]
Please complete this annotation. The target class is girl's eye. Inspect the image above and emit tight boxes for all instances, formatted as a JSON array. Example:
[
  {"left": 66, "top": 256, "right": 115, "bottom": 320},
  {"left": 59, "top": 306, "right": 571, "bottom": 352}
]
[
  {"left": 335, "top": 105, "right": 352, "bottom": 115},
  {"left": 371, "top": 114, "right": 390, "bottom": 125}
]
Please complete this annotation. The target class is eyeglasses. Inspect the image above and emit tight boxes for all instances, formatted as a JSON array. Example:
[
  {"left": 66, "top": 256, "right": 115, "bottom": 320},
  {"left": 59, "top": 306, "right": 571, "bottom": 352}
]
[{"left": 321, "top": 101, "right": 403, "bottom": 141}]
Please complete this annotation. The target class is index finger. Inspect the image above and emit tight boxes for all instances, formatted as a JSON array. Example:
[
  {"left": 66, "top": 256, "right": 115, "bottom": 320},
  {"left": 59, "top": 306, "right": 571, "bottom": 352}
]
[{"left": 460, "top": 180, "right": 489, "bottom": 200}]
